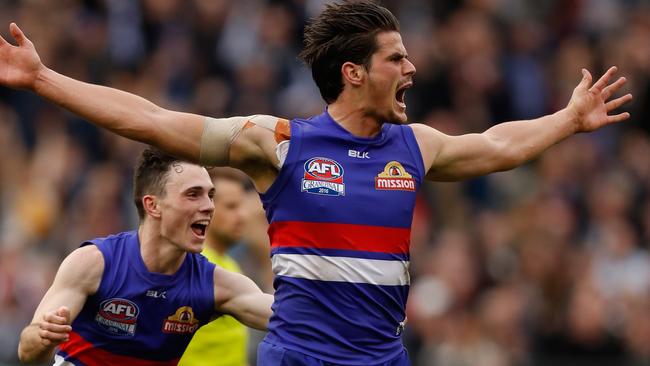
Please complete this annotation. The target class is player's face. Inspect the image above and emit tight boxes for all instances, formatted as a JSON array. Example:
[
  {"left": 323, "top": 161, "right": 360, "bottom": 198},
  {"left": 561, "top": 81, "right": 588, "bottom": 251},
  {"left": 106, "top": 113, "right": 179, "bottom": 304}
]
[
  {"left": 158, "top": 163, "right": 215, "bottom": 253},
  {"left": 364, "top": 31, "right": 416, "bottom": 124},
  {"left": 208, "top": 178, "right": 247, "bottom": 245}
]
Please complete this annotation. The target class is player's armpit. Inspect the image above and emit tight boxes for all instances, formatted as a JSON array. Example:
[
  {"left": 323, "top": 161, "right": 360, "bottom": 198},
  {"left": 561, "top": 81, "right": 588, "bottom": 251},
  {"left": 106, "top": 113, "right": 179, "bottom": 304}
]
[
  {"left": 18, "top": 246, "right": 104, "bottom": 364},
  {"left": 216, "top": 116, "right": 290, "bottom": 192}
]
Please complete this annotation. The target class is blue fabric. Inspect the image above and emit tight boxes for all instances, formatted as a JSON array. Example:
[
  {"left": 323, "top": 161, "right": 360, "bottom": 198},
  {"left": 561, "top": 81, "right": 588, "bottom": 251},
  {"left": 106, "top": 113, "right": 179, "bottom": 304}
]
[{"left": 257, "top": 341, "right": 411, "bottom": 366}]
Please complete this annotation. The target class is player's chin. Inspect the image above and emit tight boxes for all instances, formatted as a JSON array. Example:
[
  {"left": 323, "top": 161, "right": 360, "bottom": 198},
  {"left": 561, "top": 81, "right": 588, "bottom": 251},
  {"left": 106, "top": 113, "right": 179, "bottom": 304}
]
[
  {"left": 186, "top": 233, "right": 206, "bottom": 253},
  {"left": 388, "top": 108, "right": 408, "bottom": 124},
  {"left": 388, "top": 100, "right": 408, "bottom": 123},
  {"left": 185, "top": 242, "right": 204, "bottom": 254}
]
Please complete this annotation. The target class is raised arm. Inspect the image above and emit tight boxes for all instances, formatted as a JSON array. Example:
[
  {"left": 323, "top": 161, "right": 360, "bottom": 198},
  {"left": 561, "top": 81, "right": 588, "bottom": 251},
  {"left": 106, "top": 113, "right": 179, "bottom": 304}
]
[
  {"left": 212, "top": 266, "right": 273, "bottom": 330},
  {"left": 412, "top": 67, "right": 632, "bottom": 181},
  {"left": 1, "top": 23, "right": 287, "bottom": 189},
  {"left": 18, "top": 246, "right": 103, "bottom": 364},
  {"left": 0, "top": 23, "right": 208, "bottom": 161}
]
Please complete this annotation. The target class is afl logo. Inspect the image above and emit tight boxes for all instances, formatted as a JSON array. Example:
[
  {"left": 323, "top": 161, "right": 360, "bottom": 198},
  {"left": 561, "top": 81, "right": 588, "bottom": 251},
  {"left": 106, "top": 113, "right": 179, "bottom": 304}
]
[
  {"left": 95, "top": 298, "right": 139, "bottom": 336},
  {"left": 304, "top": 157, "right": 344, "bottom": 181},
  {"left": 99, "top": 298, "right": 139, "bottom": 322},
  {"left": 302, "top": 157, "right": 345, "bottom": 196}
]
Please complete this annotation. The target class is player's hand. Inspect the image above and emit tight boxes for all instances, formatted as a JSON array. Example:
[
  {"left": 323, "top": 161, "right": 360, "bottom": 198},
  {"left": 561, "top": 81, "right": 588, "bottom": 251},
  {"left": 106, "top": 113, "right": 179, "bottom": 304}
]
[
  {"left": 38, "top": 306, "right": 72, "bottom": 346},
  {"left": 566, "top": 66, "right": 633, "bottom": 133},
  {"left": 0, "top": 23, "right": 44, "bottom": 91}
]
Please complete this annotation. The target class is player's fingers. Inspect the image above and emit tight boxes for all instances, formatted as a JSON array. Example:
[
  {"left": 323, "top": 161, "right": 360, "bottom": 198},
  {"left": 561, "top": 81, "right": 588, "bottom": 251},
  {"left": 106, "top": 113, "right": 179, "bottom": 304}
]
[
  {"left": 57, "top": 306, "right": 71, "bottom": 324},
  {"left": 0, "top": 33, "right": 8, "bottom": 46},
  {"left": 607, "top": 112, "right": 631, "bottom": 124},
  {"left": 602, "top": 77, "right": 627, "bottom": 100},
  {"left": 38, "top": 328, "right": 70, "bottom": 342},
  {"left": 590, "top": 66, "right": 617, "bottom": 93},
  {"left": 9, "top": 23, "right": 30, "bottom": 47},
  {"left": 578, "top": 68, "right": 592, "bottom": 89},
  {"left": 43, "top": 311, "right": 68, "bottom": 325},
  {"left": 605, "top": 94, "right": 633, "bottom": 111},
  {"left": 41, "top": 322, "right": 72, "bottom": 335}
]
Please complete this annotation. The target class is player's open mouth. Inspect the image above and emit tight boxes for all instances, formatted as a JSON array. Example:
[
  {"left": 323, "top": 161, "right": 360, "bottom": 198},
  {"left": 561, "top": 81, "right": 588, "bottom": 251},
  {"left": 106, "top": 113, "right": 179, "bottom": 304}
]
[
  {"left": 395, "top": 82, "right": 412, "bottom": 109},
  {"left": 190, "top": 220, "right": 209, "bottom": 238}
]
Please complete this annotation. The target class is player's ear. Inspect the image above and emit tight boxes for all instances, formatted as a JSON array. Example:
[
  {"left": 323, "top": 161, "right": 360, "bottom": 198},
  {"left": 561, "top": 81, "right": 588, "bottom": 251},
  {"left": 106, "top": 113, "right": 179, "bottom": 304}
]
[
  {"left": 143, "top": 195, "right": 162, "bottom": 218},
  {"left": 341, "top": 62, "right": 365, "bottom": 86}
]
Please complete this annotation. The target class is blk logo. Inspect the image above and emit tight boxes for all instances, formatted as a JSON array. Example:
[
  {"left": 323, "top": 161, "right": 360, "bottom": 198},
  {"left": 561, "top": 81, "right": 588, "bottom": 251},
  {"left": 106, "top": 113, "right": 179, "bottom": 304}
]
[
  {"left": 146, "top": 290, "right": 167, "bottom": 299},
  {"left": 348, "top": 150, "right": 370, "bottom": 159}
]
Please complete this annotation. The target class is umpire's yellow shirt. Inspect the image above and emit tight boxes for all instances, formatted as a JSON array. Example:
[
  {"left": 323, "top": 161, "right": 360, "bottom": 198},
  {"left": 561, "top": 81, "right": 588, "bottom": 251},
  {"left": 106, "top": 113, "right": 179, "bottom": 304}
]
[{"left": 179, "top": 248, "right": 248, "bottom": 366}]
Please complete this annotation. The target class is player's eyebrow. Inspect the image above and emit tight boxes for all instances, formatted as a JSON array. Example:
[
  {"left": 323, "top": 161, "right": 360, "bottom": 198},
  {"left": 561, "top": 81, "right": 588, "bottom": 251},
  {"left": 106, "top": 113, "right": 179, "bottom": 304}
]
[{"left": 388, "top": 51, "right": 408, "bottom": 60}]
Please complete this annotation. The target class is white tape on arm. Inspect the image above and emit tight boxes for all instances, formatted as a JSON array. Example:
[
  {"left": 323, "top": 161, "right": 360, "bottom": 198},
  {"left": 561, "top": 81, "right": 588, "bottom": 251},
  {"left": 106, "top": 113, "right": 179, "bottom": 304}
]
[{"left": 199, "top": 116, "right": 249, "bottom": 166}]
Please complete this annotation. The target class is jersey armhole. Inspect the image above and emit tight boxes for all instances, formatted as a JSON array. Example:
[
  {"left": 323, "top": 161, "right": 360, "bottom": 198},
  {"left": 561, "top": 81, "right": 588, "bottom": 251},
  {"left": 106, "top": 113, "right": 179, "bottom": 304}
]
[
  {"left": 81, "top": 240, "right": 109, "bottom": 297},
  {"left": 403, "top": 125, "right": 426, "bottom": 185},
  {"left": 260, "top": 120, "right": 302, "bottom": 204}
]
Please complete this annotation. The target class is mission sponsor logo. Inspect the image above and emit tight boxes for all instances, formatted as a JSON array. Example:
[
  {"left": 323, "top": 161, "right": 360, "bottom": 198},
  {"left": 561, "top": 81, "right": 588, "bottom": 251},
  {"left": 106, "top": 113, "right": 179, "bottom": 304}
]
[
  {"left": 162, "top": 306, "right": 200, "bottom": 334},
  {"left": 95, "top": 298, "right": 139, "bottom": 336},
  {"left": 375, "top": 161, "right": 416, "bottom": 192},
  {"left": 301, "top": 157, "right": 345, "bottom": 196}
]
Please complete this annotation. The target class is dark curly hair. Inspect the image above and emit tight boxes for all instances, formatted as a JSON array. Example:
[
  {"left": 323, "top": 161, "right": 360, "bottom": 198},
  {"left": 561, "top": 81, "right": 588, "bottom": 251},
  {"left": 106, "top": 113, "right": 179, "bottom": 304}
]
[{"left": 299, "top": 1, "right": 399, "bottom": 103}]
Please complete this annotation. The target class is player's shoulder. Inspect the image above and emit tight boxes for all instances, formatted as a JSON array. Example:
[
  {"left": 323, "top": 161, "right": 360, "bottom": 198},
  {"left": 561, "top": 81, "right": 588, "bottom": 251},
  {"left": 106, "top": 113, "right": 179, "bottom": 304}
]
[
  {"left": 243, "top": 115, "right": 291, "bottom": 143},
  {"left": 407, "top": 122, "right": 447, "bottom": 141},
  {"left": 407, "top": 122, "right": 433, "bottom": 133},
  {"left": 56, "top": 245, "right": 105, "bottom": 294},
  {"left": 63, "top": 245, "right": 105, "bottom": 274}
]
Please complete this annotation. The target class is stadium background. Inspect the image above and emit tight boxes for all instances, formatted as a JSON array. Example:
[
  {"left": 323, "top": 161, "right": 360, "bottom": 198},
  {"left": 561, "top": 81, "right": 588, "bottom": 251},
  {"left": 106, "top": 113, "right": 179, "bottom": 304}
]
[{"left": 0, "top": 0, "right": 649, "bottom": 365}]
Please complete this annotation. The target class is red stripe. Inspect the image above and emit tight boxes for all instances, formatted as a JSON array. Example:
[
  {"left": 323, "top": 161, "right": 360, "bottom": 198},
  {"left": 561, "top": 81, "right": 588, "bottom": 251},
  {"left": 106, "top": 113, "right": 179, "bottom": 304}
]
[
  {"left": 269, "top": 221, "right": 410, "bottom": 254},
  {"left": 59, "top": 331, "right": 179, "bottom": 366}
]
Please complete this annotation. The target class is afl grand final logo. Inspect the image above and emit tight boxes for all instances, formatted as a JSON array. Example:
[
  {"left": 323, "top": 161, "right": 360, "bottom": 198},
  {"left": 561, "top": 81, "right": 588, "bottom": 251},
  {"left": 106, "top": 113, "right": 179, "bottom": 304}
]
[
  {"left": 95, "top": 298, "right": 139, "bottom": 336},
  {"left": 301, "top": 157, "right": 345, "bottom": 196},
  {"left": 375, "top": 161, "right": 416, "bottom": 191}
]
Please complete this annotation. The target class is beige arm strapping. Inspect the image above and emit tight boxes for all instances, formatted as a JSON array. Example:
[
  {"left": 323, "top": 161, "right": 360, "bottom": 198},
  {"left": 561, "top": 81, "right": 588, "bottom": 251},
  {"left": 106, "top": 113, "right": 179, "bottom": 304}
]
[{"left": 199, "top": 115, "right": 280, "bottom": 166}]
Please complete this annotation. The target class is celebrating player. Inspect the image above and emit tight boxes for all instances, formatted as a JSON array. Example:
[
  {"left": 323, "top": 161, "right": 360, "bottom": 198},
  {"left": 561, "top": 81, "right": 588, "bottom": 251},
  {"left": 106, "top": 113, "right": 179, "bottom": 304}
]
[
  {"left": 1, "top": 1, "right": 631, "bottom": 365},
  {"left": 17, "top": 148, "right": 273, "bottom": 365}
]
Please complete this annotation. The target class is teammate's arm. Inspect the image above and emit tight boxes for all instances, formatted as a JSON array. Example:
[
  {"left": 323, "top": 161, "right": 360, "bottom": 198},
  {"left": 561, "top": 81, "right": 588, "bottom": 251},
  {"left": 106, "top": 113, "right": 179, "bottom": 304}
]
[
  {"left": 412, "top": 67, "right": 632, "bottom": 181},
  {"left": 212, "top": 266, "right": 273, "bottom": 330},
  {"left": 18, "top": 246, "right": 104, "bottom": 364}
]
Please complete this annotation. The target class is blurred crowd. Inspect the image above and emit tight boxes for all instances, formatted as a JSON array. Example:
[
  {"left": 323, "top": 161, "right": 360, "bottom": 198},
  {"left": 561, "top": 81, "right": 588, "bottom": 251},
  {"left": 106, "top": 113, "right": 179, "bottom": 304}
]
[{"left": 1, "top": 0, "right": 649, "bottom": 365}]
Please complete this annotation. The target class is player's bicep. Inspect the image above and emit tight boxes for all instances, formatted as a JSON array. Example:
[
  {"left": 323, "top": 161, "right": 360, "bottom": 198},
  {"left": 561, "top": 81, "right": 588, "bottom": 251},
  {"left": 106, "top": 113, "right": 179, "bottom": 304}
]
[
  {"left": 31, "top": 246, "right": 104, "bottom": 324},
  {"left": 143, "top": 110, "right": 206, "bottom": 163},
  {"left": 431, "top": 133, "right": 507, "bottom": 180},
  {"left": 411, "top": 123, "right": 507, "bottom": 181},
  {"left": 212, "top": 267, "right": 272, "bottom": 329}
]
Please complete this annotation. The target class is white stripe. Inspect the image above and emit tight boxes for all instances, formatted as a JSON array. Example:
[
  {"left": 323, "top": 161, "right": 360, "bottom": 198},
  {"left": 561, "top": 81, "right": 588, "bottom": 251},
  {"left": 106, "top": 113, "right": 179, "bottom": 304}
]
[
  {"left": 272, "top": 254, "right": 410, "bottom": 286},
  {"left": 53, "top": 354, "right": 75, "bottom": 366}
]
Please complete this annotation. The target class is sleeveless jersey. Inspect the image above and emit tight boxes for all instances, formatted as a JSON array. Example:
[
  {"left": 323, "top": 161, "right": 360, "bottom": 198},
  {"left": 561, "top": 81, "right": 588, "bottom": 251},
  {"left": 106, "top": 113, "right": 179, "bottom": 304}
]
[
  {"left": 54, "top": 231, "right": 216, "bottom": 366},
  {"left": 260, "top": 111, "right": 424, "bottom": 364}
]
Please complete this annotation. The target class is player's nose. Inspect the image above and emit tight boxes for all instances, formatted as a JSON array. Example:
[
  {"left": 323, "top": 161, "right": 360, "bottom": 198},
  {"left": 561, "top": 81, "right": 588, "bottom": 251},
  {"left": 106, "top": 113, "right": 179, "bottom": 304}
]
[
  {"left": 201, "top": 196, "right": 215, "bottom": 213},
  {"left": 404, "top": 58, "right": 416, "bottom": 76}
]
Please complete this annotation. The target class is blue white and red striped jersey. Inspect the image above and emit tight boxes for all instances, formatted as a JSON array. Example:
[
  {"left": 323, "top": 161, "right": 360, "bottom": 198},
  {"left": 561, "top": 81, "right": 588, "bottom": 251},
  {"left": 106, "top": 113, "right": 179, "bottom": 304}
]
[
  {"left": 260, "top": 110, "right": 424, "bottom": 364},
  {"left": 54, "top": 231, "right": 216, "bottom": 366}
]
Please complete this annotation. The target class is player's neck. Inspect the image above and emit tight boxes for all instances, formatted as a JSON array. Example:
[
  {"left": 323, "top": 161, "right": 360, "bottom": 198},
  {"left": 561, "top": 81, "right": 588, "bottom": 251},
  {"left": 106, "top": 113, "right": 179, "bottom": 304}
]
[
  {"left": 328, "top": 100, "right": 383, "bottom": 138},
  {"left": 137, "top": 225, "right": 187, "bottom": 275}
]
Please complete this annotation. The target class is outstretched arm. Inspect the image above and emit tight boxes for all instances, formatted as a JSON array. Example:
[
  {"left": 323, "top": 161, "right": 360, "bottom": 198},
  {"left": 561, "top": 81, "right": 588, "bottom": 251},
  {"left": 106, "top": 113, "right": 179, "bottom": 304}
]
[
  {"left": 213, "top": 266, "right": 273, "bottom": 330},
  {"left": 413, "top": 67, "right": 632, "bottom": 181},
  {"left": 0, "top": 23, "right": 210, "bottom": 162},
  {"left": 18, "top": 246, "right": 103, "bottom": 364}
]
